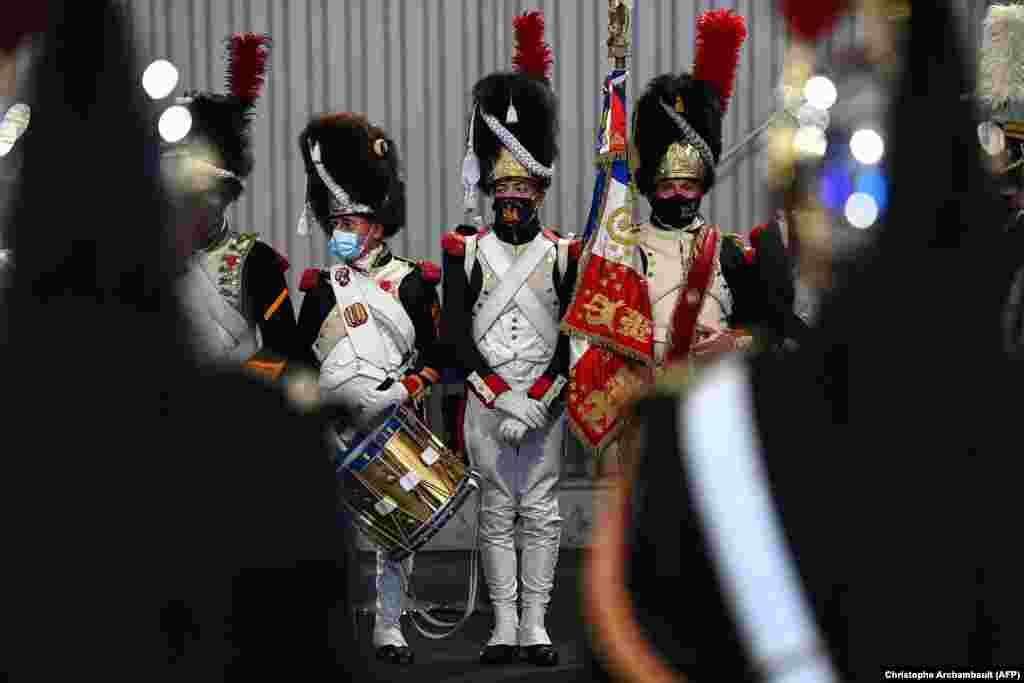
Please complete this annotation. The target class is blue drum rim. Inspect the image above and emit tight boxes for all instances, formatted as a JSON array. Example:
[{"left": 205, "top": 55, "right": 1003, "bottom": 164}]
[{"left": 334, "top": 403, "right": 404, "bottom": 472}]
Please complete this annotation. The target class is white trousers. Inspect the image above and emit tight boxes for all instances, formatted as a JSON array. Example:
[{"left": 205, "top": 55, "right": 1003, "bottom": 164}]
[
  {"left": 463, "top": 391, "right": 563, "bottom": 645},
  {"left": 375, "top": 553, "right": 413, "bottom": 626}
]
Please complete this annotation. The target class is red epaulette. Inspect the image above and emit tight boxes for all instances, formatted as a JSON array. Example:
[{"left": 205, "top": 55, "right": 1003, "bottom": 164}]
[
  {"left": 419, "top": 260, "right": 441, "bottom": 283},
  {"left": 271, "top": 246, "right": 290, "bottom": 273},
  {"left": 299, "top": 268, "right": 322, "bottom": 292},
  {"left": 442, "top": 231, "right": 466, "bottom": 257},
  {"left": 750, "top": 223, "right": 769, "bottom": 243},
  {"left": 542, "top": 228, "right": 561, "bottom": 242}
]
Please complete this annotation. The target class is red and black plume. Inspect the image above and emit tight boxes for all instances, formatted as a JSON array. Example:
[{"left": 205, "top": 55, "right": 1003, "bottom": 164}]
[
  {"left": 692, "top": 8, "right": 747, "bottom": 114},
  {"left": 512, "top": 11, "right": 553, "bottom": 84},
  {"left": 225, "top": 33, "right": 271, "bottom": 112}
]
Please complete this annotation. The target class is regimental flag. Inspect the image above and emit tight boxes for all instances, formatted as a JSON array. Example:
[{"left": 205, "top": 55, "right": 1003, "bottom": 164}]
[{"left": 562, "top": 69, "right": 654, "bottom": 456}]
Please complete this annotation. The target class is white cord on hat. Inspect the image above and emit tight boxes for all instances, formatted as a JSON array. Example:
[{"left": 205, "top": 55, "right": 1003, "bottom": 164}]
[{"left": 478, "top": 111, "right": 555, "bottom": 178}]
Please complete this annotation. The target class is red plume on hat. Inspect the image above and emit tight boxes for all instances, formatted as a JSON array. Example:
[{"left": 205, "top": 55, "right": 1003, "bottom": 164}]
[
  {"left": 776, "top": 0, "right": 850, "bottom": 43},
  {"left": 512, "top": 11, "right": 553, "bottom": 84},
  {"left": 692, "top": 8, "right": 748, "bottom": 114},
  {"left": 226, "top": 33, "right": 271, "bottom": 110}
]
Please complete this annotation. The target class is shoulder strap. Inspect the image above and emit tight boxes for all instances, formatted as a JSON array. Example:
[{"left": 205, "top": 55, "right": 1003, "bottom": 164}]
[
  {"left": 464, "top": 234, "right": 479, "bottom": 281},
  {"left": 474, "top": 234, "right": 557, "bottom": 349},
  {"left": 556, "top": 238, "right": 570, "bottom": 285},
  {"left": 326, "top": 265, "right": 391, "bottom": 370},
  {"left": 679, "top": 360, "right": 839, "bottom": 683}
]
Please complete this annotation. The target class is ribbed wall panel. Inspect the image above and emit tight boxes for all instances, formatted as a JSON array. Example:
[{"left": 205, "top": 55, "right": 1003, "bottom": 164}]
[{"left": 124, "top": 0, "right": 988, "bottom": 300}]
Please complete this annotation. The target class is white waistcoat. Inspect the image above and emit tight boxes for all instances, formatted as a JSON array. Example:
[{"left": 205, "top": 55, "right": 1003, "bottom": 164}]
[
  {"left": 177, "top": 231, "right": 261, "bottom": 365},
  {"left": 640, "top": 222, "right": 732, "bottom": 365},
  {"left": 469, "top": 232, "right": 561, "bottom": 391}
]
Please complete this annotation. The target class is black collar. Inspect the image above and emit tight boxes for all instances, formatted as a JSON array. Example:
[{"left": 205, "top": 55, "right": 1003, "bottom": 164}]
[
  {"left": 492, "top": 217, "right": 542, "bottom": 245},
  {"left": 651, "top": 212, "right": 703, "bottom": 233}
]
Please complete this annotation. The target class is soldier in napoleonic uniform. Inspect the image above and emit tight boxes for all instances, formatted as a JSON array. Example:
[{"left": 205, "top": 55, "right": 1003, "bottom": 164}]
[
  {"left": 294, "top": 112, "right": 443, "bottom": 666},
  {"left": 442, "top": 11, "right": 580, "bottom": 667},
  {"left": 163, "top": 33, "right": 297, "bottom": 381},
  {"left": 565, "top": 9, "right": 803, "bottom": 469}
]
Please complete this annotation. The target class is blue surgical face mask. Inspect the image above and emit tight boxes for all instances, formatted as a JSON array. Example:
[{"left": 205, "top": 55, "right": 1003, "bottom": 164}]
[{"left": 328, "top": 229, "right": 366, "bottom": 261}]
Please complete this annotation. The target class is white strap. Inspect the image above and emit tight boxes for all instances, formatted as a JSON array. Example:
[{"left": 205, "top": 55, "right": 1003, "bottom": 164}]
[
  {"left": 464, "top": 234, "right": 479, "bottom": 282},
  {"left": 556, "top": 238, "right": 569, "bottom": 287},
  {"left": 327, "top": 265, "right": 392, "bottom": 371},
  {"left": 356, "top": 272, "right": 416, "bottom": 359},
  {"left": 183, "top": 257, "right": 260, "bottom": 362},
  {"left": 679, "top": 360, "right": 839, "bottom": 683},
  {"left": 474, "top": 234, "right": 558, "bottom": 350}
]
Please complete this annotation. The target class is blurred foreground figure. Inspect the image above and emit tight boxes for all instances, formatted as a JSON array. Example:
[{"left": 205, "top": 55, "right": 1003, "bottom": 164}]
[
  {"left": 163, "top": 32, "right": 298, "bottom": 380},
  {"left": 583, "top": 1, "right": 1021, "bottom": 681},
  {"left": 0, "top": 2, "right": 373, "bottom": 679}
]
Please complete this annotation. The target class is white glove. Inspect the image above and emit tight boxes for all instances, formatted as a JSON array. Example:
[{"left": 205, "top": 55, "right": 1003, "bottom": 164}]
[
  {"left": 356, "top": 382, "right": 409, "bottom": 426},
  {"left": 498, "top": 418, "right": 529, "bottom": 446},
  {"left": 493, "top": 391, "right": 547, "bottom": 429}
]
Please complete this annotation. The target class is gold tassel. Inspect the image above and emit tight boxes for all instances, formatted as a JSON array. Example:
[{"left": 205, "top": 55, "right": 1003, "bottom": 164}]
[{"left": 675, "top": 95, "right": 685, "bottom": 113}]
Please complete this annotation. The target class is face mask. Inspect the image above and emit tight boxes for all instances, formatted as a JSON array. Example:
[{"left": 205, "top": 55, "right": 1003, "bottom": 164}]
[
  {"left": 651, "top": 195, "right": 702, "bottom": 228},
  {"left": 329, "top": 229, "right": 367, "bottom": 261},
  {"left": 493, "top": 197, "right": 537, "bottom": 227}
]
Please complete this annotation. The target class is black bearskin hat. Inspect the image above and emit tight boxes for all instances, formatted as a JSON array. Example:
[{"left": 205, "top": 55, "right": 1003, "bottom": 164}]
[
  {"left": 161, "top": 33, "right": 270, "bottom": 204},
  {"left": 467, "top": 11, "right": 557, "bottom": 197},
  {"left": 470, "top": 71, "right": 558, "bottom": 195},
  {"left": 632, "top": 9, "right": 746, "bottom": 196},
  {"left": 298, "top": 113, "right": 405, "bottom": 238},
  {"left": 633, "top": 74, "right": 723, "bottom": 196}
]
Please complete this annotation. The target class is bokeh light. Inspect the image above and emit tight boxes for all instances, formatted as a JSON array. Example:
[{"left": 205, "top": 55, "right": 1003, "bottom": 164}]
[
  {"left": 158, "top": 105, "right": 192, "bottom": 143},
  {"left": 845, "top": 192, "right": 880, "bottom": 229},
  {"left": 142, "top": 60, "right": 179, "bottom": 100}
]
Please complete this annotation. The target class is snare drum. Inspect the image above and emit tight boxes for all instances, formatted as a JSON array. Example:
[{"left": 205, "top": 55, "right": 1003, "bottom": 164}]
[{"left": 335, "top": 404, "right": 478, "bottom": 561}]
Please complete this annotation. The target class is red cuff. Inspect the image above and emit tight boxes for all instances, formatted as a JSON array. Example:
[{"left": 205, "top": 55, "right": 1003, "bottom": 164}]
[
  {"left": 529, "top": 375, "right": 567, "bottom": 407},
  {"left": 484, "top": 373, "right": 510, "bottom": 396},
  {"left": 401, "top": 374, "right": 426, "bottom": 400},
  {"left": 467, "top": 372, "right": 511, "bottom": 407},
  {"left": 528, "top": 376, "right": 554, "bottom": 401}
]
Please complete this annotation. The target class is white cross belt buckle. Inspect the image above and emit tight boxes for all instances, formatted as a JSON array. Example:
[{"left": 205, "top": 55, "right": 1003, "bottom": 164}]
[
  {"left": 374, "top": 496, "right": 398, "bottom": 516},
  {"left": 420, "top": 447, "right": 440, "bottom": 467},
  {"left": 399, "top": 471, "right": 421, "bottom": 492}
]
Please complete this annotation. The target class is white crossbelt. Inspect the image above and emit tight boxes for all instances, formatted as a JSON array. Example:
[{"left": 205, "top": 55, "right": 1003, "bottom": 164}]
[
  {"left": 326, "top": 263, "right": 414, "bottom": 375},
  {"left": 473, "top": 232, "right": 557, "bottom": 350}
]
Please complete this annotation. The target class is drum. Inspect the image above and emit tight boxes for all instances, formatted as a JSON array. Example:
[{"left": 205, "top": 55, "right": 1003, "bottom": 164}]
[{"left": 335, "top": 403, "right": 478, "bottom": 561}]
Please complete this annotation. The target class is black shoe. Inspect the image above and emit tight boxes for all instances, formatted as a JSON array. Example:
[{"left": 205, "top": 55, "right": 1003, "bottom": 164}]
[
  {"left": 479, "top": 644, "right": 519, "bottom": 665},
  {"left": 520, "top": 644, "right": 559, "bottom": 666},
  {"left": 376, "top": 645, "right": 415, "bottom": 666}
]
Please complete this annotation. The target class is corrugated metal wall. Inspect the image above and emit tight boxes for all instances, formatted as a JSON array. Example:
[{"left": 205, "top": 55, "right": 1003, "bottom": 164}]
[{"left": 123, "top": 0, "right": 990, "bottom": 299}]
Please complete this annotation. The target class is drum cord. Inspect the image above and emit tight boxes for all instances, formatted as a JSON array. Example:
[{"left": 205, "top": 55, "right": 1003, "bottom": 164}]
[{"left": 401, "top": 492, "right": 482, "bottom": 639}]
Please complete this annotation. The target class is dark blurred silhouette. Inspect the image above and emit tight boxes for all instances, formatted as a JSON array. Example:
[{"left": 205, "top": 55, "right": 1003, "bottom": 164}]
[{"left": 0, "top": 2, "right": 373, "bottom": 679}]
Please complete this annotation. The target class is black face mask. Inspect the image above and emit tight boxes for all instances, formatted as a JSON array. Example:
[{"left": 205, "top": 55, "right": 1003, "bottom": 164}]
[
  {"left": 492, "top": 197, "right": 540, "bottom": 244},
  {"left": 650, "top": 196, "right": 702, "bottom": 229}
]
